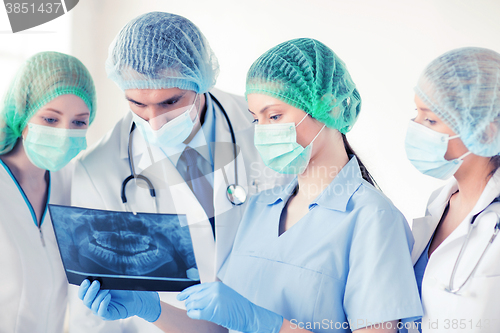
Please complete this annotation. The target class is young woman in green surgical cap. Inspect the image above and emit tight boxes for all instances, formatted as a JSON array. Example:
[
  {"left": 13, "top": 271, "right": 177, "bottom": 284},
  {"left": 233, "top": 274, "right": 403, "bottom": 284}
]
[
  {"left": 403, "top": 47, "right": 500, "bottom": 333},
  {"left": 0, "top": 51, "right": 96, "bottom": 333},
  {"left": 79, "top": 38, "right": 422, "bottom": 333}
]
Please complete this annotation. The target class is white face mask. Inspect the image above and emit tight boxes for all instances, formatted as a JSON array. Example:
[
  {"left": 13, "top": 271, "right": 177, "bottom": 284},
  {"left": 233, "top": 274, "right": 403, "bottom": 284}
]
[
  {"left": 132, "top": 94, "right": 199, "bottom": 147},
  {"left": 405, "top": 120, "right": 471, "bottom": 180},
  {"left": 23, "top": 123, "right": 87, "bottom": 171},
  {"left": 254, "top": 114, "right": 325, "bottom": 175}
]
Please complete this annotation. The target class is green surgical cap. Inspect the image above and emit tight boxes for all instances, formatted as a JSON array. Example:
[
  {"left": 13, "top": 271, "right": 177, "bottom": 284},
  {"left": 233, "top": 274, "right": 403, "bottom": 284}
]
[
  {"left": 0, "top": 51, "right": 96, "bottom": 155},
  {"left": 246, "top": 38, "right": 361, "bottom": 133},
  {"left": 415, "top": 47, "right": 500, "bottom": 157}
]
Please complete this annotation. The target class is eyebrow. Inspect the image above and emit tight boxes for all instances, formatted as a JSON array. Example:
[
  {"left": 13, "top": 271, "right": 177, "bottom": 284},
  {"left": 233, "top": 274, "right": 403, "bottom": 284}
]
[
  {"left": 125, "top": 93, "right": 186, "bottom": 106},
  {"left": 44, "top": 108, "right": 62, "bottom": 115},
  {"left": 44, "top": 108, "right": 89, "bottom": 117},
  {"left": 248, "top": 104, "right": 281, "bottom": 115}
]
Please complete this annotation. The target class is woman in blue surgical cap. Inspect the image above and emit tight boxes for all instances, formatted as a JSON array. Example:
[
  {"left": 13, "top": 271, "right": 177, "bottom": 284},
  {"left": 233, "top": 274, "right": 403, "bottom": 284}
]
[
  {"left": 78, "top": 38, "right": 423, "bottom": 333},
  {"left": 404, "top": 47, "right": 500, "bottom": 332},
  {"left": 0, "top": 51, "right": 96, "bottom": 332}
]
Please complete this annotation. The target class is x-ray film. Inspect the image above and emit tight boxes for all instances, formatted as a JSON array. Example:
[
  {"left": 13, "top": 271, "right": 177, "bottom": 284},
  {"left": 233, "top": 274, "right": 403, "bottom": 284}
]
[{"left": 48, "top": 204, "right": 200, "bottom": 291}]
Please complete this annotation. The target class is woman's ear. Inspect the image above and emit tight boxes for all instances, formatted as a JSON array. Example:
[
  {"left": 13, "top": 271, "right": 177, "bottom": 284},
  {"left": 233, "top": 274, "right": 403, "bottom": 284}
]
[
  {"left": 21, "top": 124, "right": 29, "bottom": 138},
  {"left": 482, "top": 122, "right": 498, "bottom": 144}
]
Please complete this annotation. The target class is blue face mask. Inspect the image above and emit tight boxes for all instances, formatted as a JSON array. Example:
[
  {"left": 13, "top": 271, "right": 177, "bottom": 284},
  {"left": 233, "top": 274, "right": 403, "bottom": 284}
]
[
  {"left": 405, "top": 120, "right": 471, "bottom": 180},
  {"left": 23, "top": 123, "right": 87, "bottom": 172},
  {"left": 254, "top": 114, "right": 325, "bottom": 175},
  {"left": 132, "top": 94, "right": 199, "bottom": 147}
]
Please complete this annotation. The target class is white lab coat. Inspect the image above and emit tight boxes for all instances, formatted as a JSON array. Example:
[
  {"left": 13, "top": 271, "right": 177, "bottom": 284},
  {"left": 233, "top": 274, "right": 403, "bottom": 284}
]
[
  {"left": 68, "top": 89, "right": 290, "bottom": 333},
  {"left": 411, "top": 168, "right": 500, "bottom": 333},
  {"left": 0, "top": 161, "right": 72, "bottom": 333}
]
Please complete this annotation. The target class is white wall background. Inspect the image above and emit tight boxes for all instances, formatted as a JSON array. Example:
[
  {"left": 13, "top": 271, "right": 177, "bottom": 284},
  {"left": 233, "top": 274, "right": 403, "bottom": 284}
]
[
  {"left": 1, "top": 0, "right": 500, "bottom": 224},
  {"left": 0, "top": 6, "right": 72, "bottom": 95}
]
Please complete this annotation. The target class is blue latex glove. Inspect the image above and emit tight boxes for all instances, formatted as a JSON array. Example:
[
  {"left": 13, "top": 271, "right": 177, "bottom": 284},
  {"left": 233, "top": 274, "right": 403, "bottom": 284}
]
[
  {"left": 177, "top": 281, "right": 283, "bottom": 333},
  {"left": 78, "top": 279, "right": 161, "bottom": 322}
]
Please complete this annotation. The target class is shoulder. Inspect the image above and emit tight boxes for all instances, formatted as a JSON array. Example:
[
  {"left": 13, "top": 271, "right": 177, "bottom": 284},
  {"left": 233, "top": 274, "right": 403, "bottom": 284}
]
[
  {"left": 210, "top": 88, "right": 246, "bottom": 106},
  {"left": 349, "top": 180, "right": 407, "bottom": 224},
  {"left": 353, "top": 180, "right": 399, "bottom": 210},
  {"left": 345, "top": 181, "right": 414, "bottom": 249},
  {"left": 427, "top": 185, "right": 447, "bottom": 207},
  {"left": 209, "top": 88, "right": 253, "bottom": 126}
]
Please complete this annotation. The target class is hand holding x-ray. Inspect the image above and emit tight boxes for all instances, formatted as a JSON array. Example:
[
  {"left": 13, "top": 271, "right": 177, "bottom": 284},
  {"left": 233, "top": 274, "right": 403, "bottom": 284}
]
[
  {"left": 177, "top": 282, "right": 284, "bottom": 332},
  {"left": 79, "top": 279, "right": 161, "bottom": 322}
]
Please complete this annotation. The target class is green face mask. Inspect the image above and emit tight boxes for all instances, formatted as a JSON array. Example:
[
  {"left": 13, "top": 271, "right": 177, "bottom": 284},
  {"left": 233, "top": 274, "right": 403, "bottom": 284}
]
[
  {"left": 254, "top": 114, "right": 325, "bottom": 175},
  {"left": 23, "top": 123, "right": 87, "bottom": 171}
]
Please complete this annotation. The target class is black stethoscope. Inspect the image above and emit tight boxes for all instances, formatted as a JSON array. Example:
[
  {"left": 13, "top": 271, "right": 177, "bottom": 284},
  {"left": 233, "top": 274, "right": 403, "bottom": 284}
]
[{"left": 120, "top": 93, "right": 248, "bottom": 214}]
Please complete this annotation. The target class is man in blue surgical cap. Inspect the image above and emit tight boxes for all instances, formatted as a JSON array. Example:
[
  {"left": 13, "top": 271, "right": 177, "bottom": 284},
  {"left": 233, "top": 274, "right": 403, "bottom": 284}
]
[{"left": 69, "top": 12, "right": 289, "bottom": 333}]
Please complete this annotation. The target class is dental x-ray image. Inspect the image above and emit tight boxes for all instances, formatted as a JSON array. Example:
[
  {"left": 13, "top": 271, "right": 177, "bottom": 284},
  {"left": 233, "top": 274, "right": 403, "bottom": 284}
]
[{"left": 48, "top": 204, "right": 200, "bottom": 291}]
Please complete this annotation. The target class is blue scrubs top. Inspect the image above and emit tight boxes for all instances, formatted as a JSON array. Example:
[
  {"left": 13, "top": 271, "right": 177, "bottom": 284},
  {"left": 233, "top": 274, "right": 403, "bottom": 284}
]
[
  {"left": 219, "top": 157, "right": 423, "bottom": 332},
  {"left": 399, "top": 236, "right": 433, "bottom": 333},
  {"left": 412, "top": 202, "right": 449, "bottom": 299},
  {"left": 414, "top": 237, "right": 432, "bottom": 298}
]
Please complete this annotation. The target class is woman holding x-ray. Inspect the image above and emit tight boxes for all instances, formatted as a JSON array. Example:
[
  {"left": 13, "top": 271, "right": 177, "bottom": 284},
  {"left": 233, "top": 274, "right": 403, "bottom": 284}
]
[
  {"left": 404, "top": 47, "right": 500, "bottom": 332},
  {"left": 79, "top": 38, "right": 423, "bottom": 333}
]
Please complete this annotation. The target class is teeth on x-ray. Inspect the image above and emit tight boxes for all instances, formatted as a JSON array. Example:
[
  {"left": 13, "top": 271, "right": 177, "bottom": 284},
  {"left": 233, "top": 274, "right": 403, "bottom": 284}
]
[
  {"left": 82, "top": 238, "right": 173, "bottom": 276},
  {"left": 49, "top": 204, "right": 198, "bottom": 289},
  {"left": 93, "top": 231, "right": 151, "bottom": 254},
  {"left": 80, "top": 229, "right": 175, "bottom": 276},
  {"left": 70, "top": 210, "right": 194, "bottom": 276}
]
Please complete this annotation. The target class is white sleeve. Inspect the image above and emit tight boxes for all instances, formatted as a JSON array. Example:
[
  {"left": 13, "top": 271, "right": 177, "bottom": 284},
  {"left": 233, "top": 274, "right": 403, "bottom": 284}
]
[{"left": 68, "top": 159, "right": 127, "bottom": 332}]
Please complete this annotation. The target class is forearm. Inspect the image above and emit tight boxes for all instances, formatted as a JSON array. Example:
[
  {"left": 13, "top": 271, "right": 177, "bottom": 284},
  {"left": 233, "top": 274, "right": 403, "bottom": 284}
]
[
  {"left": 279, "top": 319, "right": 313, "bottom": 333},
  {"left": 279, "top": 319, "right": 398, "bottom": 333},
  {"left": 154, "top": 301, "right": 227, "bottom": 333}
]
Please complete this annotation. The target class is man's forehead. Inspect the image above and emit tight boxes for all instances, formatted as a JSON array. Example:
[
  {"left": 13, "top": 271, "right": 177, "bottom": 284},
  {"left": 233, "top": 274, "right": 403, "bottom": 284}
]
[{"left": 125, "top": 88, "right": 194, "bottom": 104}]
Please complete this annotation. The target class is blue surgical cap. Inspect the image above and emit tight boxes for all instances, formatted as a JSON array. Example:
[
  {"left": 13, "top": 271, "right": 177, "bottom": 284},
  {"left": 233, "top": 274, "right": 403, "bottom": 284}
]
[
  {"left": 415, "top": 47, "right": 500, "bottom": 157},
  {"left": 105, "top": 12, "right": 219, "bottom": 93}
]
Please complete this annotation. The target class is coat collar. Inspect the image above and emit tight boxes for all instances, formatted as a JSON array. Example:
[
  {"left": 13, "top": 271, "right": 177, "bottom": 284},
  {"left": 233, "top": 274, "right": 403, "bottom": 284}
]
[
  {"left": 209, "top": 88, "right": 254, "bottom": 134},
  {"left": 257, "top": 156, "right": 363, "bottom": 212},
  {"left": 412, "top": 168, "right": 500, "bottom": 263}
]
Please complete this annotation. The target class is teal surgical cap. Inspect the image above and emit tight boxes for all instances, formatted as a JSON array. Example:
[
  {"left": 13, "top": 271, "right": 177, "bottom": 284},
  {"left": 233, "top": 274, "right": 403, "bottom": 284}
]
[
  {"left": 416, "top": 47, "right": 500, "bottom": 157},
  {"left": 0, "top": 51, "right": 96, "bottom": 155},
  {"left": 246, "top": 38, "right": 361, "bottom": 134},
  {"left": 106, "top": 11, "right": 219, "bottom": 93}
]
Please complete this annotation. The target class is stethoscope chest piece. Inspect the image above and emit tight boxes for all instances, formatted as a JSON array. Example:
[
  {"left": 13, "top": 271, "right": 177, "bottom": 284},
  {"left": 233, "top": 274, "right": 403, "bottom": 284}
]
[{"left": 226, "top": 184, "right": 247, "bottom": 206}]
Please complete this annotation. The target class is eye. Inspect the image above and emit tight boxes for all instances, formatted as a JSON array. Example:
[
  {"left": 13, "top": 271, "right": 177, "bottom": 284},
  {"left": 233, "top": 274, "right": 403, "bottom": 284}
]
[
  {"left": 425, "top": 117, "right": 436, "bottom": 125},
  {"left": 162, "top": 98, "right": 180, "bottom": 106},
  {"left": 42, "top": 117, "right": 57, "bottom": 124},
  {"left": 270, "top": 114, "right": 281, "bottom": 121},
  {"left": 252, "top": 118, "right": 258, "bottom": 124},
  {"left": 73, "top": 120, "right": 87, "bottom": 127},
  {"left": 130, "top": 101, "right": 145, "bottom": 107}
]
